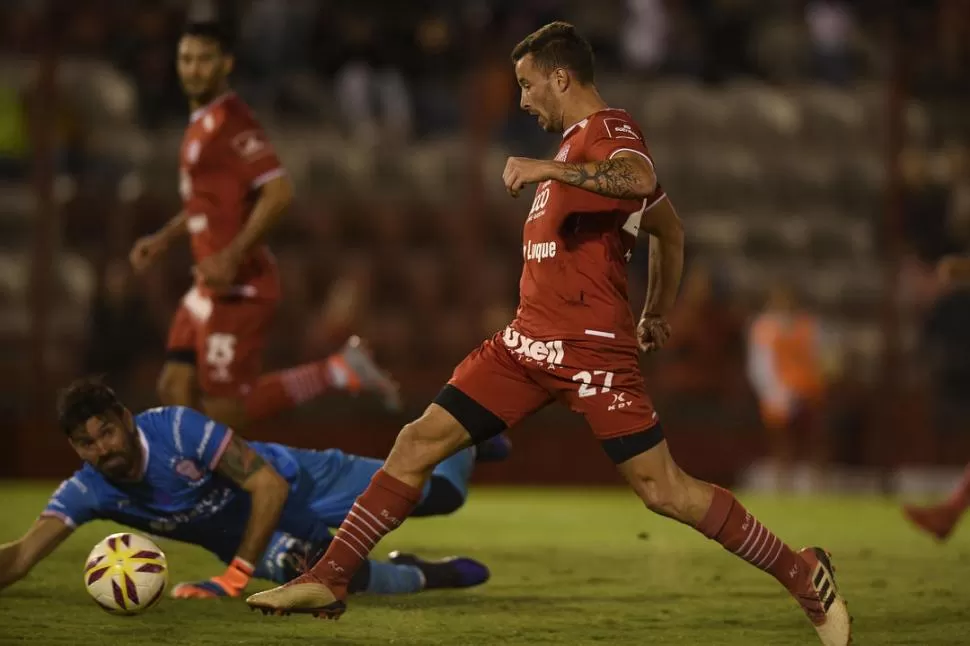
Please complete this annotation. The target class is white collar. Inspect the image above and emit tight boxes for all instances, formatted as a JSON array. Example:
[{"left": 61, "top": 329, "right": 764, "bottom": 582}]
[
  {"left": 190, "top": 91, "right": 234, "bottom": 123},
  {"left": 137, "top": 426, "right": 150, "bottom": 478}
]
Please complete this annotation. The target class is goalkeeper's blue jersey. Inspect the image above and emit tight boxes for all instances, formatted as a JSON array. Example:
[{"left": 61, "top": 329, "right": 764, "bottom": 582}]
[{"left": 42, "top": 406, "right": 350, "bottom": 562}]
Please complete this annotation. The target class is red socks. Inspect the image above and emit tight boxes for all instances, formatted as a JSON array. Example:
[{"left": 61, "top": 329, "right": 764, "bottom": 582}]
[
  {"left": 697, "top": 486, "right": 806, "bottom": 592},
  {"left": 945, "top": 462, "right": 970, "bottom": 512},
  {"left": 309, "top": 469, "right": 422, "bottom": 595},
  {"left": 244, "top": 357, "right": 353, "bottom": 421}
]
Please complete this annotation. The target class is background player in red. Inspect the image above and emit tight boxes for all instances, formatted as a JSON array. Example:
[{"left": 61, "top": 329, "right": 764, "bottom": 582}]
[
  {"left": 246, "top": 22, "right": 850, "bottom": 645},
  {"left": 129, "top": 21, "right": 399, "bottom": 430},
  {"left": 903, "top": 253, "right": 970, "bottom": 540}
]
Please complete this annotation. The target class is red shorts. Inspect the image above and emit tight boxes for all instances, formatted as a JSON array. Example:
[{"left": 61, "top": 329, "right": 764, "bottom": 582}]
[
  {"left": 166, "top": 286, "right": 278, "bottom": 397},
  {"left": 443, "top": 326, "right": 660, "bottom": 446}
]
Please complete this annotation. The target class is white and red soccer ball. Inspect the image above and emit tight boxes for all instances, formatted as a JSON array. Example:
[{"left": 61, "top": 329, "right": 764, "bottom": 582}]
[{"left": 83, "top": 532, "right": 168, "bottom": 615}]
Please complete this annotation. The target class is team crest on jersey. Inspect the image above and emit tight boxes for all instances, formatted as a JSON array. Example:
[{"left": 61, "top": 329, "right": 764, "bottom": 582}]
[
  {"left": 554, "top": 144, "right": 571, "bottom": 162},
  {"left": 232, "top": 130, "right": 271, "bottom": 161},
  {"left": 186, "top": 139, "right": 201, "bottom": 164},
  {"left": 603, "top": 118, "right": 640, "bottom": 141},
  {"left": 174, "top": 458, "right": 203, "bottom": 481}
]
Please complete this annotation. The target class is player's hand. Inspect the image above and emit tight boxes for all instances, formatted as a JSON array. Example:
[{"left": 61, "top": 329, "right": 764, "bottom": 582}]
[
  {"left": 503, "top": 157, "right": 552, "bottom": 198},
  {"left": 192, "top": 248, "right": 242, "bottom": 294},
  {"left": 170, "top": 557, "right": 252, "bottom": 599},
  {"left": 129, "top": 234, "right": 167, "bottom": 274},
  {"left": 637, "top": 314, "right": 671, "bottom": 353}
]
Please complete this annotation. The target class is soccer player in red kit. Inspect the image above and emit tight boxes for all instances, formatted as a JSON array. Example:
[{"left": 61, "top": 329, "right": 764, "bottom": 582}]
[
  {"left": 129, "top": 22, "right": 399, "bottom": 430},
  {"left": 246, "top": 22, "right": 850, "bottom": 645},
  {"left": 903, "top": 253, "right": 970, "bottom": 540}
]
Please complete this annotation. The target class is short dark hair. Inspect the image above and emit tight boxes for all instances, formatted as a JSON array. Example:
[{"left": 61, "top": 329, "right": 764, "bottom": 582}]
[
  {"left": 182, "top": 20, "right": 235, "bottom": 53},
  {"left": 511, "top": 22, "right": 595, "bottom": 85},
  {"left": 56, "top": 376, "right": 125, "bottom": 436}
]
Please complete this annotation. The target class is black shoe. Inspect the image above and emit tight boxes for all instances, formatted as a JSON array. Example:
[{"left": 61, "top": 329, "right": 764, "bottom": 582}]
[{"left": 387, "top": 551, "right": 490, "bottom": 589}]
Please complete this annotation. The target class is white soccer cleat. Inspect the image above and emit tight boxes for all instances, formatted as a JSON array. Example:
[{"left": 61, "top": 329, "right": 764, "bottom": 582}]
[{"left": 795, "top": 547, "right": 852, "bottom": 645}]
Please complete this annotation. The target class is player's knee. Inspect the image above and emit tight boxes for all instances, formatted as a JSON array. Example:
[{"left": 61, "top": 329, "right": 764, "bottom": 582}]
[
  {"left": 636, "top": 476, "right": 686, "bottom": 518},
  {"left": 157, "top": 364, "right": 194, "bottom": 406},
  {"left": 392, "top": 421, "right": 447, "bottom": 470},
  {"left": 628, "top": 462, "right": 692, "bottom": 519}
]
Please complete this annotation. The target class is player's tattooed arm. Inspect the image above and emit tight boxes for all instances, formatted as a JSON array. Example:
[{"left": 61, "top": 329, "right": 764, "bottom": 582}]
[
  {"left": 214, "top": 434, "right": 267, "bottom": 486},
  {"left": 552, "top": 152, "right": 657, "bottom": 200},
  {"left": 214, "top": 434, "right": 289, "bottom": 565}
]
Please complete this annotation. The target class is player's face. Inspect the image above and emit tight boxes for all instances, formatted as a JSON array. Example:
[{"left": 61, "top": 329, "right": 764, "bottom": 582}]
[
  {"left": 515, "top": 55, "right": 564, "bottom": 133},
  {"left": 69, "top": 410, "right": 141, "bottom": 480},
  {"left": 177, "top": 35, "right": 232, "bottom": 103}
]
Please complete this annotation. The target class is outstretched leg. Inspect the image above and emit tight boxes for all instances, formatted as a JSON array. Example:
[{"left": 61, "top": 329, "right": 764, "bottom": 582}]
[
  {"left": 903, "top": 462, "right": 970, "bottom": 541},
  {"left": 616, "top": 437, "right": 851, "bottom": 646}
]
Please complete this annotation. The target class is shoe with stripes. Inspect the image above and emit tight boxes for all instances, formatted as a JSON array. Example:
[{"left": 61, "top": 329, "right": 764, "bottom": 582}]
[
  {"left": 245, "top": 571, "right": 346, "bottom": 619},
  {"left": 795, "top": 547, "right": 852, "bottom": 645},
  {"left": 330, "top": 335, "right": 402, "bottom": 412}
]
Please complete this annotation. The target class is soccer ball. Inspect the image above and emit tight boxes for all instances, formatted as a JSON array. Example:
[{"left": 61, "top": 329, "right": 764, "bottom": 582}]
[{"left": 83, "top": 532, "right": 168, "bottom": 615}]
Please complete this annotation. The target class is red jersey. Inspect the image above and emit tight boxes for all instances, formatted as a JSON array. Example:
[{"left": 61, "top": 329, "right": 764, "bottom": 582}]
[
  {"left": 513, "top": 108, "right": 666, "bottom": 348},
  {"left": 179, "top": 92, "right": 283, "bottom": 299}
]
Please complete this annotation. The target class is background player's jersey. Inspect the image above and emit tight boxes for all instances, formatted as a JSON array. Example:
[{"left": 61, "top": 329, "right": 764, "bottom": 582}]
[
  {"left": 513, "top": 109, "right": 666, "bottom": 348},
  {"left": 41, "top": 407, "right": 346, "bottom": 563},
  {"left": 180, "top": 92, "right": 283, "bottom": 299}
]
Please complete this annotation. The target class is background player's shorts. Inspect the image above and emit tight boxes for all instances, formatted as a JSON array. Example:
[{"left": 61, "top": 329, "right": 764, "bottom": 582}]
[
  {"left": 165, "top": 286, "right": 278, "bottom": 397},
  {"left": 437, "top": 326, "right": 663, "bottom": 463}
]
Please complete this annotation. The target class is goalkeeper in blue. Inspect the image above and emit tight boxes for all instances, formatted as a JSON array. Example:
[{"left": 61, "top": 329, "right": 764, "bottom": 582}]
[{"left": 0, "top": 377, "right": 507, "bottom": 599}]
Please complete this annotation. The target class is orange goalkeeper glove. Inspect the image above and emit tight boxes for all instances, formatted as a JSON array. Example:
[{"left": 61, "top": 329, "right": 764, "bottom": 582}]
[{"left": 170, "top": 557, "right": 254, "bottom": 599}]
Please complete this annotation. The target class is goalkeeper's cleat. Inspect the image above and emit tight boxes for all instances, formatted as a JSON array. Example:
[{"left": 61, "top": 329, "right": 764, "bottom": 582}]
[
  {"left": 388, "top": 551, "right": 490, "bottom": 589},
  {"left": 330, "top": 335, "right": 402, "bottom": 412},
  {"left": 170, "top": 580, "right": 234, "bottom": 599},
  {"left": 245, "top": 571, "right": 346, "bottom": 620},
  {"left": 794, "top": 547, "right": 852, "bottom": 646},
  {"left": 903, "top": 503, "right": 961, "bottom": 541}
]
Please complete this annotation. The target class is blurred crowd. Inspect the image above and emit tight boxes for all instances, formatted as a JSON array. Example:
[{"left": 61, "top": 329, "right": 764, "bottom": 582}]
[{"left": 0, "top": 0, "right": 969, "bottom": 478}]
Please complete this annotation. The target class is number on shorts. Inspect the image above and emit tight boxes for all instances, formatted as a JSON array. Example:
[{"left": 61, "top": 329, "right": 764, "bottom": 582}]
[
  {"left": 205, "top": 333, "right": 237, "bottom": 382},
  {"left": 572, "top": 370, "right": 615, "bottom": 398}
]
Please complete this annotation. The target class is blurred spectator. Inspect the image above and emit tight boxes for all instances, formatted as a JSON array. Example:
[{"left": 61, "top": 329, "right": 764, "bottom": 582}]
[
  {"left": 332, "top": 9, "right": 414, "bottom": 146},
  {"left": 82, "top": 259, "right": 163, "bottom": 393},
  {"left": 622, "top": 0, "right": 669, "bottom": 74},
  {"left": 805, "top": 0, "right": 856, "bottom": 85},
  {"left": 656, "top": 264, "right": 745, "bottom": 404},
  {"left": 747, "top": 284, "right": 833, "bottom": 490}
]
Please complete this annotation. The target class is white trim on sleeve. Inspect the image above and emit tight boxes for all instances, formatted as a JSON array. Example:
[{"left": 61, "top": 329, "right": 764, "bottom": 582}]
[
  {"left": 609, "top": 147, "right": 654, "bottom": 169},
  {"left": 252, "top": 168, "right": 287, "bottom": 189}
]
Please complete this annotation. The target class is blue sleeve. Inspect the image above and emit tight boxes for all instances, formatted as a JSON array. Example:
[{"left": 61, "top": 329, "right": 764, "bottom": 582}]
[
  {"left": 41, "top": 473, "right": 100, "bottom": 529},
  {"left": 168, "top": 406, "right": 234, "bottom": 470}
]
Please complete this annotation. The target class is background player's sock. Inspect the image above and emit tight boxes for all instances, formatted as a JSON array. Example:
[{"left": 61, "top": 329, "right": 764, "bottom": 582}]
[
  {"left": 695, "top": 486, "right": 807, "bottom": 593},
  {"left": 309, "top": 469, "right": 422, "bottom": 596},
  {"left": 944, "top": 462, "right": 970, "bottom": 513},
  {"left": 244, "top": 359, "right": 342, "bottom": 421},
  {"left": 359, "top": 562, "right": 425, "bottom": 594}
]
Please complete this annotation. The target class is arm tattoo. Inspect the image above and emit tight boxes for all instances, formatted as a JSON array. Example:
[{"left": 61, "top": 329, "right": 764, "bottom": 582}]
[
  {"left": 558, "top": 158, "right": 644, "bottom": 199},
  {"left": 215, "top": 435, "right": 266, "bottom": 485}
]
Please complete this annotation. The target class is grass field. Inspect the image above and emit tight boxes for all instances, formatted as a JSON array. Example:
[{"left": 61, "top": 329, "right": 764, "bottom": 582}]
[{"left": 0, "top": 483, "right": 967, "bottom": 645}]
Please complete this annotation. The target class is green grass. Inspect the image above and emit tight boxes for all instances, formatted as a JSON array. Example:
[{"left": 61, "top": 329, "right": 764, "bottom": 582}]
[{"left": 1, "top": 483, "right": 968, "bottom": 645}]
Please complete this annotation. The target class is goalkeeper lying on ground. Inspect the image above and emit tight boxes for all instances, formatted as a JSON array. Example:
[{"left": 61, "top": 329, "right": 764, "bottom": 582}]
[{"left": 0, "top": 377, "right": 507, "bottom": 598}]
